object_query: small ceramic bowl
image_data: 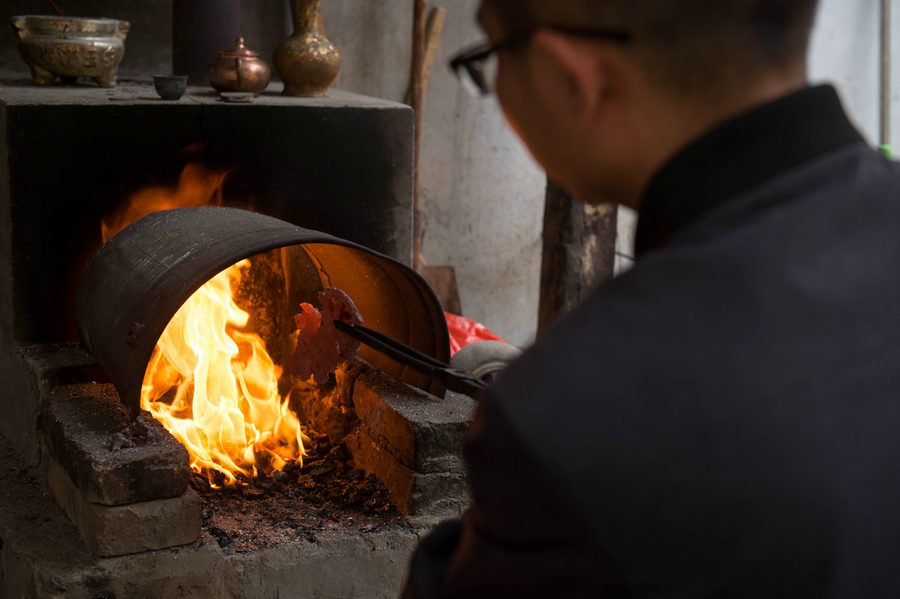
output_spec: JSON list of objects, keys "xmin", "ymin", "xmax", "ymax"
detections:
[{"xmin": 153, "ymin": 74, "xmax": 187, "ymax": 100}]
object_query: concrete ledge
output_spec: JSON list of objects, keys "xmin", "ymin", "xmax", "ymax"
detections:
[
  {"xmin": 1, "ymin": 434, "xmax": 423, "ymax": 598},
  {"xmin": 411, "ymin": 472, "xmax": 469, "ymax": 520},
  {"xmin": 225, "ymin": 528, "xmax": 419, "ymax": 598},
  {"xmin": 42, "ymin": 383, "xmax": 190, "ymax": 505},
  {"xmin": 47, "ymin": 458, "xmax": 201, "ymax": 557}
]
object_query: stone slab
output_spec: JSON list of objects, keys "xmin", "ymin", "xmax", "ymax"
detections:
[
  {"xmin": 47, "ymin": 457, "xmax": 201, "ymax": 557},
  {"xmin": 353, "ymin": 369, "xmax": 475, "ymax": 474},
  {"xmin": 0, "ymin": 342, "xmax": 101, "ymax": 467},
  {"xmin": 346, "ymin": 427, "xmax": 468, "ymax": 520},
  {"xmin": 42, "ymin": 383, "xmax": 190, "ymax": 506},
  {"xmin": 0, "ymin": 434, "xmax": 423, "ymax": 598},
  {"xmin": 0, "ymin": 79, "xmax": 407, "ymax": 109},
  {"xmin": 411, "ymin": 472, "xmax": 469, "ymax": 521},
  {"xmin": 19, "ymin": 343, "xmax": 104, "ymax": 392},
  {"xmin": 346, "ymin": 428, "xmax": 415, "ymax": 516}
]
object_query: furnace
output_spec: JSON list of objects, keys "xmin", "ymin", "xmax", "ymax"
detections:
[{"xmin": 0, "ymin": 79, "xmax": 474, "ymax": 598}]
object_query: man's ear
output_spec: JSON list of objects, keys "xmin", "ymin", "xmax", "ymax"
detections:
[{"xmin": 528, "ymin": 30, "xmax": 606, "ymax": 126}]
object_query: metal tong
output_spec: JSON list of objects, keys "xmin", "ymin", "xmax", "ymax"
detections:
[{"xmin": 333, "ymin": 320, "xmax": 488, "ymax": 398}]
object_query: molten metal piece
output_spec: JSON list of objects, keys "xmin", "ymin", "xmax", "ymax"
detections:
[{"xmin": 290, "ymin": 287, "xmax": 362, "ymax": 384}]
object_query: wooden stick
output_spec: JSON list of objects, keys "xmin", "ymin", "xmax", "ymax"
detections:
[
  {"xmin": 406, "ymin": 8, "xmax": 447, "ymax": 104},
  {"xmin": 411, "ymin": 0, "xmax": 427, "ymax": 271},
  {"xmin": 422, "ymin": 8, "xmax": 447, "ymax": 96}
]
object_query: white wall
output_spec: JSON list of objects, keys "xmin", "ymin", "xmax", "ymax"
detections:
[
  {"xmin": 323, "ymin": 0, "xmax": 889, "ymax": 347},
  {"xmin": 809, "ymin": 0, "xmax": 882, "ymax": 143}
]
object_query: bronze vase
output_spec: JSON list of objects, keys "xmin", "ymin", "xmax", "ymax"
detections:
[{"xmin": 274, "ymin": 0, "xmax": 340, "ymax": 97}]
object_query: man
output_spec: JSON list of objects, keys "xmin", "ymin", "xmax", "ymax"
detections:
[{"xmin": 405, "ymin": 1, "xmax": 900, "ymax": 597}]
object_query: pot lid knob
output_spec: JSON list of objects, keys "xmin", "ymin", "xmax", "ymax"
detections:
[{"xmin": 220, "ymin": 37, "xmax": 259, "ymax": 58}]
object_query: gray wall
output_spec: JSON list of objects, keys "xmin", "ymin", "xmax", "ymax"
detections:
[
  {"xmin": 322, "ymin": 1, "xmax": 545, "ymax": 347},
  {"xmin": 2, "ymin": 1, "xmax": 895, "ymax": 347}
]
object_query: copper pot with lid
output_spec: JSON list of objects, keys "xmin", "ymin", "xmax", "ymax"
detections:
[{"xmin": 207, "ymin": 37, "xmax": 271, "ymax": 97}]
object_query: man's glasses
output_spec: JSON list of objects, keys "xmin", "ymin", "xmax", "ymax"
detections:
[{"xmin": 449, "ymin": 25, "xmax": 633, "ymax": 96}]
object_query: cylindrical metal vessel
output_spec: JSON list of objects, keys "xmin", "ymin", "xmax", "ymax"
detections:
[{"xmin": 75, "ymin": 207, "xmax": 450, "ymax": 417}]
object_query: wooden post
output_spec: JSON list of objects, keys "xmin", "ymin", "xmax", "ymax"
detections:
[
  {"xmin": 538, "ymin": 180, "xmax": 618, "ymax": 334},
  {"xmin": 411, "ymin": 0, "xmax": 427, "ymax": 270}
]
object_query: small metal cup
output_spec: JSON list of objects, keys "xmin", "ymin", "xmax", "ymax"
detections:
[{"xmin": 152, "ymin": 74, "xmax": 188, "ymax": 100}]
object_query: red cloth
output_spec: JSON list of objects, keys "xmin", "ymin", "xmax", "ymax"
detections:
[{"xmin": 444, "ymin": 312, "xmax": 507, "ymax": 356}]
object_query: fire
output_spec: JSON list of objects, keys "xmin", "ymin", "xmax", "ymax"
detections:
[
  {"xmin": 104, "ymin": 159, "xmax": 306, "ymax": 487},
  {"xmin": 140, "ymin": 260, "xmax": 306, "ymax": 487},
  {"xmin": 102, "ymin": 162, "xmax": 228, "ymax": 243}
]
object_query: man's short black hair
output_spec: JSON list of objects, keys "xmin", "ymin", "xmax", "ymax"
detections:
[{"xmin": 484, "ymin": 0, "xmax": 820, "ymax": 100}]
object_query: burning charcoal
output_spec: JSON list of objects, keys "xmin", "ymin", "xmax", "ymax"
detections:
[
  {"xmin": 190, "ymin": 475, "xmax": 210, "ymax": 494},
  {"xmin": 309, "ymin": 464, "xmax": 335, "ymax": 478},
  {"xmin": 210, "ymin": 471, "xmax": 228, "ymax": 488},
  {"xmin": 290, "ymin": 287, "xmax": 363, "ymax": 384},
  {"xmin": 253, "ymin": 449, "xmax": 274, "ymax": 473},
  {"xmin": 240, "ymin": 485, "xmax": 267, "ymax": 500},
  {"xmin": 327, "ymin": 444, "xmax": 349, "ymax": 462},
  {"xmin": 209, "ymin": 526, "xmax": 233, "ymax": 548}
]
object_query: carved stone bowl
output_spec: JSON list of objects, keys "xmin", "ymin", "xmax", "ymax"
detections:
[{"xmin": 11, "ymin": 15, "xmax": 130, "ymax": 87}]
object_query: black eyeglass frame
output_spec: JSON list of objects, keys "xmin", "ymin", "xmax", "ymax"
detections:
[{"xmin": 449, "ymin": 25, "xmax": 634, "ymax": 95}]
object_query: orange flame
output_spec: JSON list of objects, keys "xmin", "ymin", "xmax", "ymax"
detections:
[
  {"xmin": 104, "ymin": 161, "xmax": 306, "ymax": 487},
  {"xmin": 102, "ymin": 163, "xmax": 228, "ymax": 243},
  {"xmin": 140, "ymin": 260, "xmax": 306, "ymax": 487}
]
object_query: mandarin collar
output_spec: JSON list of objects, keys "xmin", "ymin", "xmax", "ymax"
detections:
[{"xmin": 634, "ymin": 85, "xmax": 865, "ymax": 256}]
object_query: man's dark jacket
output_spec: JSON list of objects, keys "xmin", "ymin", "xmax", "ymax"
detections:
[{"xmin": 404, "ymin": 86, "xmax": 900, "ymax": 598}]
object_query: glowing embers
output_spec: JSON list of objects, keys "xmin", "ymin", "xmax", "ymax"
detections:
[{"xmin": 140, "ymin": 259, "xmax": 306, "ymax": 487}]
